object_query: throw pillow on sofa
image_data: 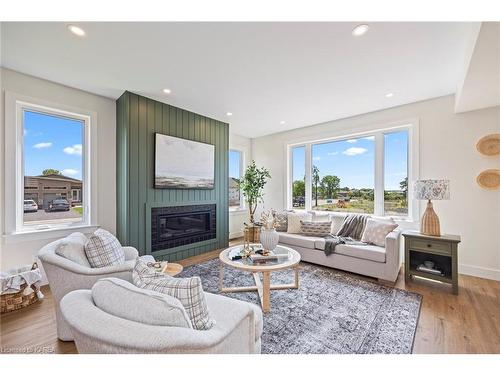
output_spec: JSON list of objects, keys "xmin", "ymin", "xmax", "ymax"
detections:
[
  {"xmin": 330, "ymin": 213, "xmax": 348, "ymax": 235},
  {"xmin": 55, "ymin": 232, "xmax": 91, "ymax": 267},
  {"xmin": 300, "ymin": 220, "xmax": 332, "ymax": 237},
  {"xmin": 275, "ymin": 210, "xmax": 291, "ymax": 232},
  {"xmin": 287, "ymin": 211, "xmax": 312, "ymax": 234},
  {"xmin": 84, "ymin": 229, "xmax": 125, "ymax": 268},
  {"xmin": 133, "ymin": 259, "xmax": 215, "ymax": 330},
  {"xmin": 361, "ymin": 218, "xmax": 398, "ymax": 247}
]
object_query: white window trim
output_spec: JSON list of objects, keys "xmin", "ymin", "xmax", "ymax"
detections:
[
  {"xmin": 285, "ymin": 119, "xmax": 420, "ymax": 222},
  {"xmin": 228, "ymin": 148, "xmax": 246, "ymax": 212},
  {"xmin": 3, "ymin": 91, "xmax": 99, "ymax": 237}
]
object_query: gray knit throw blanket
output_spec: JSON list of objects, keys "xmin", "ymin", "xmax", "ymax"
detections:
[{"xmin": 324, "ymin": 214, "xmax": 368, "ymax": 256}]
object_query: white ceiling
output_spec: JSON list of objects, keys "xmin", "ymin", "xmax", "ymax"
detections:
[
  {"xmin": 1, "ymin": 22, "xmax": 480, "ymax": 138},
  {"xmin": 455, "ymin": 22, "xmax": 500, "ymax": 113}
]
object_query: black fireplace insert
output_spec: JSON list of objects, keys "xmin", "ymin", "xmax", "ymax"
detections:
[{"xmin": 151, "ymin": 204, "xmax": 216, "ymax": 251}]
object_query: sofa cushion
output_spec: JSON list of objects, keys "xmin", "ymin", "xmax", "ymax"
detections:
[
  {"xmin": 321, "ymin": 243, "xmax": 386, "ymax": 263},
  {"xmin": 300, "ymin": 220, "xmax": 332, "ymax": 237},
  {"xmin": 85, "ymin": 229, "xmax": 125, "ymax": 268},
  {"xmin": 55, "ymin": 232, "xmax": 91, "ymax": 267},
  {"xmin": 314, "ymin": 238, "xmax": 327, "ymax": 250},
  {"xmin": 133, "ymin": 259, "xmax": 215, "ymax": 330},
  {"xmin": 279, "ymin": 233, "xmax": 320, "ymax": 249},
  {"xmin": 361, "ymin": 219, "xmax": 398, "ymax": 247},
  {"xmin": 92, "ymin": 278, "xmax": 192, "ymax": 328},
  {"xmin": 286, "ymin": 212, "xmax": 312, "ymax": 234}
]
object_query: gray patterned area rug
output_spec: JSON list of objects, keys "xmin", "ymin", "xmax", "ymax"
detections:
[{"xmin": 180, "ymin": 260, "xmax": 422, "ymax": 354}]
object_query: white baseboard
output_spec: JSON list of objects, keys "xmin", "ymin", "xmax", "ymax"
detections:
[
  {"xmin": 229, "ymin": 231, "xmax": 243, "ymax": 240},
  {"xmin": 459, "ymin": 263, "xmax": 500, "ymax": 281}
]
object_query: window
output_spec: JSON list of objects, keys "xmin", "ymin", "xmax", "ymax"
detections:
[
  {"xmin": 291, "ymin": 146, "xmax": 306, "ymax": 209},
  {"xmin": 384, "ymin": 130, "xmax": 408, "ymax": 216},
  {"xmin": 5, "ymin": 95, "xmax": 94, "ymax": 233},
  {"xmin": 311, "ymin": 136, "xmax": 375, "ymax": 213},
  {"xmin": 229, "ymin": 150, "xmax": 243, "ymax": 209},
  {"xmin": 22, "ymin": 109, "xmax": 86, "ymax": 228},
  {"xmin": 287, "ymin": 124, "xmax": 414, "ymax": 219}
]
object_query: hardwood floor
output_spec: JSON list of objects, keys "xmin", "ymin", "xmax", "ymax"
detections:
[{"xmin": 1, "ymin": 242, "xmax": 499, "ymax": 354}]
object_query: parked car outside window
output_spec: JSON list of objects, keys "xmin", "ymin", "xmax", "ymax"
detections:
[
  {"xmin": 23, "ymin": 199, "xmax": 38, "ymax": 213},
  {"xmin": 46, "ymin": 199, "xmax": 71, "ymax": 212}
]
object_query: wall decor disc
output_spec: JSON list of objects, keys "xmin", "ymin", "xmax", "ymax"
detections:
[
  {"xmin": 476, "ymin": 169, "xmax": 500, "ymax": 190},
  {"xmin": 476, "ymin": 134, "xmax": 500, "ymax": 157}
]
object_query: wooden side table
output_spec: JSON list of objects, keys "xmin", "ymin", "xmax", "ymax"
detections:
[
  {"xmin": 159, "ymin": 262, "xmax": 184, "ymax": 277},
  {"xmin": 402, "ymin": 231, "xmax": 461, "ymax": 294}
]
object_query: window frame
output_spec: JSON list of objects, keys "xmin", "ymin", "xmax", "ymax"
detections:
[
  {"xmin": 289, "ymin": 145, "xmax": 307, "ymax": 210},
  {"xmin": 228, "ymin": 148, "xmax": 245, "ymax": 211},
  {"xmin": 382, "ymin": 129, "xmax": 410, "ymax": 218},
  {"xmin": 286, "ymin": 120, "xmax": 419, "ymax": 221},
  {"xmin": 4, "ymin": 91, "xmax": 97, "ymax": 235}
]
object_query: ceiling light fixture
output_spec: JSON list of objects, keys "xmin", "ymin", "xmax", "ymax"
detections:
[
  {"xmin": 280, "ymin": 121, "xmax": 286, "ymax": 125},
  {"xmin": 162, "ymin": 88, "xmax": 171, "ymax": 94},
  {"xmin": 385, "ymin": 92, "xmax": 394, "ymax": 98},
  {"xmin": 352, "ymin": 24, "xmax": 369, "ymax": 37},
  {"xmin": 67, "ymin": 25, "xmax": 86, "ymax": 37},
  {"xmin": 226, "ymin": 112, "xmax": 233, "ymax": 116}
]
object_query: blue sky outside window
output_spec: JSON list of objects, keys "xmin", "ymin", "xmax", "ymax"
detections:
[{"xmin": 23, "ymin": 110, "xmax": 84, "ymax": 180}]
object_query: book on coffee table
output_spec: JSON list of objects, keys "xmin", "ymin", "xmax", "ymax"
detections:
[{"xmin": 250, "ymin": 252, "xmax": 289, "ymax": 263}]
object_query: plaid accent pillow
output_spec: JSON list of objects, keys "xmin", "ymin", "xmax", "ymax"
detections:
[
  {"xmin": 133, "ymin": 259, "xmax": 215, "ymax": 330},
  {"xmin": 84, "ymin": 229, "xmax": 125, "ymax": 268},
  {"xmin": 300, "ymin": 220, "xmax": 332, "ymax": 237}
]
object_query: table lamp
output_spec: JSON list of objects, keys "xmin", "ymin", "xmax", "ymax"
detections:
[{"xmin": 413, "ymin": 179, "xmax": 450, "ymax": 236}]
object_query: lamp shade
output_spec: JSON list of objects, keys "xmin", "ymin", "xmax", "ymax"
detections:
[{"xmin": 414, "ymin": 179, "xmax": 450, "ymax": 200}]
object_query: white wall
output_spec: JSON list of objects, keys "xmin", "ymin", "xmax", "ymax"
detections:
[
  {"xmin": 252, "ymin": 95, "xmax": 500, "ymax": 280},
  {"xmin": 0, "ymin": 68, "xmax": 116, "ymax": 272},
  {"xmin": 228, "ymin": 133, "xmax": 252, "ymax": 239},
  {"xmin": 455, "ymin": 22, "xmax": 500, "ymax": 113}
]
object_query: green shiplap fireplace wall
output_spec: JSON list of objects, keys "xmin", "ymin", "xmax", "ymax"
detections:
[{"xmin": 116, "ymin": 91, "xmax": 229, "ymax": 261}]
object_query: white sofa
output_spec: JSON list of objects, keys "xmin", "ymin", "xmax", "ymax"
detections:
[
  {"xmin": 279, "ymin": 213, "xmax": 401, "ymax": 282},
  {"xmin": 38, "ymin": 238, "xmax": 154, "ymax": 341},
  {"xmin": 60, "ymin": 278, "xmax": 263, "ymax": 354}
]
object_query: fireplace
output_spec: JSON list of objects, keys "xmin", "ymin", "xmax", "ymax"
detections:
[{"xmin": 151, "ymin": 204, "xmax": 216, "ymax": 251}]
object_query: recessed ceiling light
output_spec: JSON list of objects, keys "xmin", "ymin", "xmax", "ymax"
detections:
[
  {"xmin": 226, "ymin": 112, "xmax": 233, "ymax": 116},
  {"xmin": 280, "ymin": 121, "xmax": 286, "ymax": 125},
  {"xmin": 67, "ymin": 25, "xmax": 85, "ymax": 37},
  {"xmin": 385, "ymin": 92, "xmax": 394, "ymax": 98},
  {"xmin": 162, "ymin": 88, "xmax": 171, "ymax": 94},
  {"xmin": 352, "ymin": 24, "xmax": 369, "ymax": 37}
]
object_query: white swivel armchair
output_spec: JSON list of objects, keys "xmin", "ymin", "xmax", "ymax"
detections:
[
  {"xmin": 38, "ymin": 238, "xmax": 152, "ymax": 341},
  {"xmin": 60, "ymin": 278, "xmax": 263, "ymax": 354}
]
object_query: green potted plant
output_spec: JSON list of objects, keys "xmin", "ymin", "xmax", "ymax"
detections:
[{"xmin": 236, "ymin": 161, "xmax": 271, "ymax": 224}]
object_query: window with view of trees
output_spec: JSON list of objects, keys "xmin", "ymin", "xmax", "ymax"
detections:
[
  {"xmin": 384, "ymin": 131, "xmax": 408, "ymax": 216},
  {"xmin": 22, "ymin": 109, "xmax": 86, "ymax": 228},
  {"xmin": 311, "ymin": 136, "xmax": 375, "ymax": 213},
  {"xmin": 291, "ymin": 146, "xmax": 305, "ymax": 209},
  {"xmin": 288, "ymin": 126, "xmax": 412, "ymax": 218}
]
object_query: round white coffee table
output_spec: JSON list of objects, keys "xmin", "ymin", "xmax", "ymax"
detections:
[{"xmin": 219, "ymin": 244, "xmax": 301, "ymax": 313}]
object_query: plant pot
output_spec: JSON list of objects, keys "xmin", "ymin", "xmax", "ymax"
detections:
[
  {"xmin": 244, "ymin": 225, "xmax": 261, "ymax": 243},
  {"xmin": 260, "ymin": 228, "xmax": 279, "ymax": 251}
]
